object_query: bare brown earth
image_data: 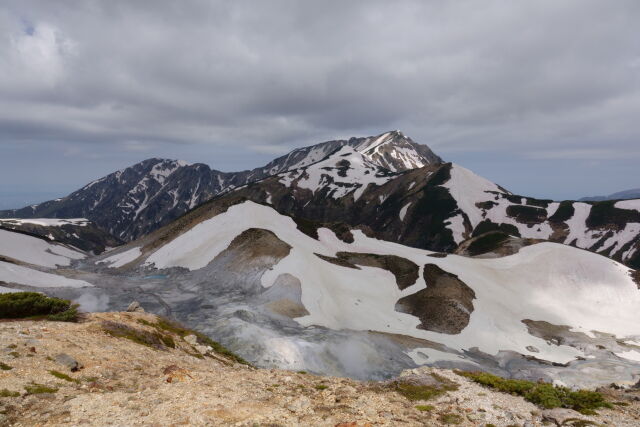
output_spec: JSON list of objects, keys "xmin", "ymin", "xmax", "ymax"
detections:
[
  {"xmin": 395, "ymin": 264, "xmax": 475, "ymax": 334},
  {"xmin": 1, "ymin": 313, "xmax": 639, "ymax": 426}
]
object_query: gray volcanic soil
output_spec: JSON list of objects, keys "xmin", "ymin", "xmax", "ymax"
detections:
[{"xmin": 19, "ymin": 231, "xmax": 640, "ymax": 387}]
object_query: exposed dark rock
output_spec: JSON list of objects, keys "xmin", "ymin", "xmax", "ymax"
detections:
[
  {"xmin": 472, "ymin": 220, "xmax": 521, "ymax": 238},
  {"xmin": 314, "ymin": 253, "xmax": 359, "ymax": 269},
  {"xmin": 586, "ymin": 200, "xmax": 640, "ymax": 230},
  {"xmin": 315, "ymin": 252, "xmax": 419, "ymax": 290},
  {"xmin": 548, "ymin": 201, "xmax": 575, "ymax": 223},
  {"xmin": 465, "ymin": 231, "xmax": 510, "ymax": 256},
  {"xmin": 395, "ymin": 264, "xmax": 475, "ymax": 334},
  {"xmin": 506, "ymin": 205, "xmax": 547, "ymax": 224},
  {"xmin": 426, "ymin": 252, "xmax": 448, "ymax": 258}
]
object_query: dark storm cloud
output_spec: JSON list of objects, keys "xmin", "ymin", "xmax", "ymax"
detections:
[{"xmin": 1, "ymin": 0, "xmax": 640, "ymax": 201}]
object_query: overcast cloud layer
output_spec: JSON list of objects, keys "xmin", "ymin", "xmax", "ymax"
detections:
[{"xmin": 1, "ymin": 0, "xmax": 639, "ymax": 207}]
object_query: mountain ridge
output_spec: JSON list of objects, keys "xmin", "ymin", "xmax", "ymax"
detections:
[
  {"xmin": 580, "ymin": 188, "xmax": 640, "ymax": 202},
  {"xmin": 0, "ymin": 131, "xmax": 441, "ymax": 242}
]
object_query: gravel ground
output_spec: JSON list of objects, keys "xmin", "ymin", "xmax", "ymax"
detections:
[{"xmin": 1, "ymin": 312, "xmax": 639, "ymax": 426}]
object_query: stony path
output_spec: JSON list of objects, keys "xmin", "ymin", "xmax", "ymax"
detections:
[{"xmin": 1, "ymin": 312, "xmax": 638, "ymax": 426}]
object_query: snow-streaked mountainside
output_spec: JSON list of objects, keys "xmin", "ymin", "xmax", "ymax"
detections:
[
  {"xmin": 580, "ymin": 188, "xmax": 640, "ymax": 202},
  {"xmin": 277, "ymin": 146, "xmax": 397, "ymax": 201},
  {"xmin": 70, "ymin": 201, "xmax": 640, "ymax": 386},
  {"xmin": 0, "ymin": 131, "xmax": 441, "ymax": 242},
  {"xmin": 163, "ymin": 148, "xmax": 640, "ymax": 269}
]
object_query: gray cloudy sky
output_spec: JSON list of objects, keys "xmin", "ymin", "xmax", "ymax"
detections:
[{"xmin": 1, "ymin": 0, "xmax": 639, "ymax": 208}]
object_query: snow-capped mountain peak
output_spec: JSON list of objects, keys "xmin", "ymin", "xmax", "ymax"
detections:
[
  {"xmin": 278, "ymin": 145, "xmax": 397, "ymax": 201},
  {"xmin": 351, "ymin": 130, "xmax": 442, "ymax": 172}
]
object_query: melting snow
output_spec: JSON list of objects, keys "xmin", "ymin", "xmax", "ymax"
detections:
[
  {"xmin": 399, "ymin": 202, "xmax": 412, "ymax": 221},
  {"xmin": 615, "ymin": 350, "xmax": 640, "ymax": 362},
  {"xmin": 0, "ymin": 229, "xmax": 85, "ymax": 268},
  {"xmin": 98, "ymin": 247, "xmax": 142, "ymax": 268},
  {"xmin": 0, "ymin": 261, "xmax": 92, "ymax": 288},
  {"xmin": 615, "ymin": 200, "xmax": 640, "ymax": 211},
  {"xmin": 141, "ymin": 201, "xmax": 640, "ymax": 366},
  {"xmin": 278, "ymin": 146, "xmax": 393, "ymax": 201},
  {"xmin": 442, "ymin": 164, "xmax": 505, "ymax": 229}
]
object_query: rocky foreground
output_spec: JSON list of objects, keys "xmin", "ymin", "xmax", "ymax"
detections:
[{"xmin": 1, "ymin": 313, "xmax": 639, "ymax": 426}]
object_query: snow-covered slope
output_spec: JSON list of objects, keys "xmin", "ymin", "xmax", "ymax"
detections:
[
  {"xmin": 0, "ymin": 229, "xmax": 85, "ymax": 268},
  {"xmin": 0, "ymin": 228, "xmax": 92, "ymax": 292},
  {"xmin": 107, "ymin": 201, "xmax": 640, "ymax": 382},
  {"xmin": 0, "ymin": 261, "xmax": 91, "ymax": 290}
]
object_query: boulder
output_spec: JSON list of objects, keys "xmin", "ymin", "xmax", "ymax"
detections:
[
  {"xmin": 541, "ymin": 408, "xmax": 583, "ymax": 426},
  {"xmin": 54, "ymin": 353, "xmax": 82, "ymax": 372},
  {"xmin": 183, "ymin": 335, "xmax": 198, "ymax": 346},
  {"xmin": 126, "ymin": 301, "xmax": 145, "ymax": 312}
]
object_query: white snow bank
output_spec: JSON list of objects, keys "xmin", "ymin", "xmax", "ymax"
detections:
[
  {"xmin": 615, "ymin": 350, "xmax": 640, "ymax": 362},
  {"xmin": 0, "ymin": 229, "xmax": 85, "ymax": 268},
  {"xmin": 0, "ymin": 218, "xmax": 90, "ymax": 227},
  {"xmin": 0, "ymin": 261, "xmax": 92, "ymax": 288},
  {"xmin": 615, "ymin": 199, "xmax": 640, "ymax": 211},
  {"xmin": 442, "ymin": 164, "xmax": 505, "ymax": 228},
  {"xmin": 399, "ymin": 202, "xmax": 412, "ymax": 221},
  {"xmin": 98, "ymin": 247, "xmax": 141, "ymax": 268}
]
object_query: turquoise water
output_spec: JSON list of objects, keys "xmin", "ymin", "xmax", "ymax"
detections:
[{"xmin": 143, "ymin": 274, "xmax": 168, "ymax": 280}]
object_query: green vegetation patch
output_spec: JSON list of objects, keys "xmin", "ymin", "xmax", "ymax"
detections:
[
  {"xmin": 0, "ymin": 292, "xmax": 79, "ymax": 322},
  {"xmin": 586, "ymin": 200, "xmax": 640, "ymax": 229},
  {"xmin": 415, "ymin": 404, "xmax": 434, "ymax": 411},
  {"xmin": 138, "ymin": 317, "xmax": 251, "ymax": 365},
  {"xmin": 506, "ymin": 205, "xmax": 547, "ymax": 224},
  {"xmin": 102, "ymin": 320, "xmax": 168, "ymax": 350},
  {"xmin": 24, "ymin": 383, "xmax": 58, "ymax": 395},
  {"xmin": 49, "ymin": 370, "xmax": 80, "ymax": 383},
  {"xmin": 0, "ymin": 388, "xmax": 20, "ymax": 398},
  {"xmin": 526, "ymin": 197, "xmax": 553, "ymax": 208},
  {"xmin": 472, "ymin": 220, "xmax": 521, "ymax": 238},
  {"xmin": 438, "ymin": 413, "xmax": 463, "ymax": 424},
  {"xmin": 457, "ymin": 371, "xmax": 612, "ymax": 414},
  {"xmin": 390, "ymin": 373, "xmax": 459, "ymax": 401},
  {"xmin": 0, "ymin": 362, "xmax": 12, "ymax": 371},
  {"xmin": 549, "ymin": 201, "xmax": 575, "ymax": 223},
  {"xmin": 466, "ymin": 232, "xmax": 510, "ymax": 256},
  {"xmin": 314, "ymin": 384, "xmax": 328, "ymax": 390}
]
